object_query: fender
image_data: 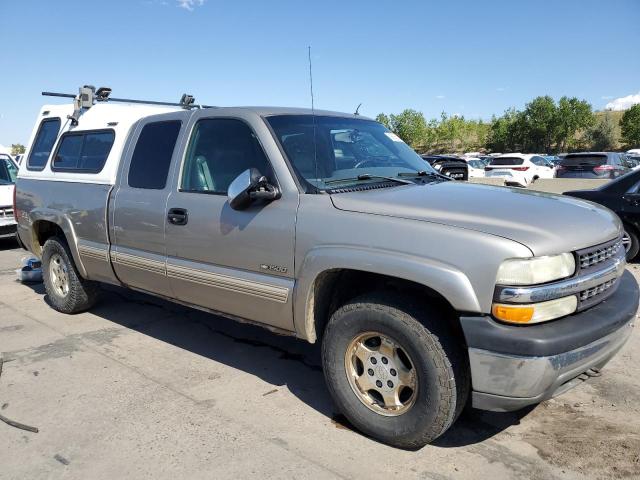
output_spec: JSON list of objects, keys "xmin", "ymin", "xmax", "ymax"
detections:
[
  {"xmin": 28, "ymin": 208, "xmax": 88, "ymax": 278},
  {"xmin": 293, "ymin": 245, "xmax": 481, "ymax": 342}
]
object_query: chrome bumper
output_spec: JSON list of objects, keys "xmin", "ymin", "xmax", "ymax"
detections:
[{"xmin": 470, "ymin": 321, "xmax": 634, "ymax": 412}]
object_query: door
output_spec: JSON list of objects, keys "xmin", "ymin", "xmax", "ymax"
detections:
[
  {"xmin": 110, "ymin": 114, "xmax": 185, "ymax": 296},
  {"xmin": 164, "ymin": 113, "xmax": 297, "ymax": 331}
]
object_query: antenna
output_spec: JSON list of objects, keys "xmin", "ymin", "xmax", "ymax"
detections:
[
  {"xmin": 307, "ymin": 46, "xmax": 315, "ymax": 112},
  {"xmin": 354, "ymin": 103, "xmax": 362, "ymax": 116},
  {"xmin": 308, "ymin": 46, "xmax": 319, "ymax": 190}
]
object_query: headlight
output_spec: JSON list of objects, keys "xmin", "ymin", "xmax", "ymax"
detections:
[
  {"xmin": 492, "ymin": 296, "xmax": 578, "ymax": 324},
  {"xmin": 496, "ymin": 253, "xmax": 575, "ymax": 285}
]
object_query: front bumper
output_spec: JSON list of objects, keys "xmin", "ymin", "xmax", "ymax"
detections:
[{"xmin": 460, "ymin": 270, "xmax": 638, "ymax": 412}]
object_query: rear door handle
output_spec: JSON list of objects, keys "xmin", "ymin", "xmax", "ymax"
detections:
[{"xmin": 168, "ymin": 208, "xmax": 188, "ymax": 226}]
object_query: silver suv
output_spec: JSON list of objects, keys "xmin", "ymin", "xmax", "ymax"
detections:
[{"xmin": 14, "ymin": 88, "xmax": 638, "ymax": 448}]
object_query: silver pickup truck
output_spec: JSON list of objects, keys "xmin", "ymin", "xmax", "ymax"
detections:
[{"xmin": 14, "ymin": 88, "xmax": 638, "ymax": 448}]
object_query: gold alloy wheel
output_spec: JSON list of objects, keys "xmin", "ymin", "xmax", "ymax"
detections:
[
  {"xmin": 49, "ymin": 253, "xmax": 70, "ymax": 297},
  {"xmin": 344, "ymin": 332, "xmax": 418, "ymax": 416}
]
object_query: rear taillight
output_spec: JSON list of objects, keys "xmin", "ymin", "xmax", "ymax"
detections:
[
  {"xmin": 511, "ymin": 166, "xmax": 529, "ymax": 171},
  {"xmin": 13, "ymin": 186, "xmax": 18, "ymax": 222},
  {"xmin": 593, "ymin": 165, "xmax": 615, "ymax": 173},
  {"xmin": 484, "ymin": 166, "xmax": 491, "ymax": 171}
]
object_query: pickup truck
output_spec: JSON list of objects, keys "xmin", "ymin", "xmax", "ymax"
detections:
[{"xmin": 14, "ymin": 89, "xmax": 638, "ymax": 448}]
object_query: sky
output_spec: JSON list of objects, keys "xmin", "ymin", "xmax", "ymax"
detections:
[{"xmin": 0, "ymin": 0, "xmax": 639, "ymax": 146}]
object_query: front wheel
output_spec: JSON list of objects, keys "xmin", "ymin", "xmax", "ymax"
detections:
[{"xmin": 321, "ymin": 293, "xmax": 469, "ymax": 449}]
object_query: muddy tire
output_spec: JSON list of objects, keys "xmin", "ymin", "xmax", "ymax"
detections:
[
  {"xmin": 42, "ymin": 236, "xmax": 99, "ymax": 313},
  {"xmin": 321, "ymin": 292, "xmax": 469, "ymax": 449}
]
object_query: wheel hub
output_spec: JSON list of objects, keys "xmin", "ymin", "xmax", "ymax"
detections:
[
  {"xmin": 344, "ymin": 332, "xmax": 417, "ymax": 416},
  {"xmin": 49, "ymin": 253, "xmax": 70, "ymax": 298}
]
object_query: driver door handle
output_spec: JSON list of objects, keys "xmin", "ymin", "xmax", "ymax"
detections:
[{"xmin": 168, "ymin": 208, "xmax": 188, "ymax": 226}]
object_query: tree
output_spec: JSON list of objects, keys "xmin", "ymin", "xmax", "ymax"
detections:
[
  {"xmin": 586, "ymin": 114, "xmax": 617, "ymax": 151},
  {"xmin": 522, "ymin": 96, "xmax": 557, "ymax": 152},
  {"xmin": 11, "ymin": 144, "xmax": 25, "ymax": 155},
  {"xmin": 620, "ymin": 104, "xmax": 640, "ymax": 148},
  {"xmin": 375, "ymin": 113, "xmax": 391, "ymax": 130},
  {"xmin": 387, "ymin": 109, "xmax": 428, "ymax": 148},
  {"xmin": 486, "ymin": 109, "xmax": 521, "ymax": 152},
  {"xmin": 554, "ymin": 97, "xmax": 594, "ymax": 152}
]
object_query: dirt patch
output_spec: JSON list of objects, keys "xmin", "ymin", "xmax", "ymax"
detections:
[{"xmin": 523, "ymin": 402, "xmax": 640, "ymax": 479}]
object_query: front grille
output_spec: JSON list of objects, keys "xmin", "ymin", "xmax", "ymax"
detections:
[
  {"xmin": 577, "ymin": 237, "xmax": 623, "ymax": 271},
  {"xmin": 580, "ymin": 278, "xmax": 617, "ymax": 302},
  {"xmin": 0, "ymin": 206, "xmax": 13, "ymax": 218}
]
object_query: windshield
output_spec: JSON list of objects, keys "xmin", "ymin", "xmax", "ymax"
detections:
[
  {"xmin": 468, "ymin": 160, "xmax": 484, "ymax": 169},
  {"xmin": 0, "ymin": 157, "xmax": 17, "ymax": 185},
  {"xmin": 266, "ymin": 115, "xmax": 435, "ymax": 190}
]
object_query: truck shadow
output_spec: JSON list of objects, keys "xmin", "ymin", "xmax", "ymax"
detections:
[{"xmin": 26, "ymin": 281, "xmax": 535, "ymax": 449}]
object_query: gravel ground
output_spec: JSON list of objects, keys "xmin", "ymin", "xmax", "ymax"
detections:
[{"xmin": 0, "ymin": 236, "xmax": 638, "ymax": 480}]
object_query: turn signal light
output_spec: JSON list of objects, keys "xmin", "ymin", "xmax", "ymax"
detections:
[
  {"xmin": 492, "ymin": 304, "xmax": 534, "ymax": 323},
  {"xmin": 492, "ymin": 296, "xmax": 578, "ymax": 325}
]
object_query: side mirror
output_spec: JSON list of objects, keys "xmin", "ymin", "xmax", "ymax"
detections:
[{"xmin": 228, "ymin": 168, "xmax": 279, "ymax": 211}]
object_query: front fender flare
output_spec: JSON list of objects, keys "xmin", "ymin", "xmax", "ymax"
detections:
[{"xmin": 293, "ymin": 246, "xmax": 482, "ymax": 342}]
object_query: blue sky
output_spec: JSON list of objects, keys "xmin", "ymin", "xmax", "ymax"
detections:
[{"xmin": 1, "ymin": 0, "xmax": 639, "ymax": 145}]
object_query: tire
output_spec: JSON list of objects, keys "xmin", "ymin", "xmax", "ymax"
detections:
[
  {"xmin": 321, "ymin": 292, "xmax": 469, "ymax": 449},
  {"xmin": 623, "ymin": 226, "xmax": 639, "ymax": 262},
  {"xmin": 42, "ymin": 236, "xmax": 99, "ymax": 313}
]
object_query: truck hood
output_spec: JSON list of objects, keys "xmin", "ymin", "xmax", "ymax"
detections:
[
  {"xmin": 330, "ymin": 182, "xmax": 621, "ymax": 256},
  {"xmin": 0, "ymin": 184, "xmax": 13, "ymax": 207}
]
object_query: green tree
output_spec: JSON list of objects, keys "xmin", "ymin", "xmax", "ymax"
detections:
[
  {"xmin": 554, "ymin": 97, "xmax": 594, "ymax": 152},
  {"xmin": 486, "ymin": 109, "xmax": 522, "ymax": 152},
  {"xmin": 522, "ymin": 96, "xmax": 557, "ymax": 152},
  {"xmin": 620, "ymin": 104, "xmax": 640, "ymax": 148},
  {"xmin": 586, "ymin": 114, "xmax": 617, "ymax": 151},
  {"xmin": 388, "ymin": 109, "xmax": 428, "ymax": 148},
  {"xmin": 11, "ymin": 143, "xmax": 25, "ymax": 155},
  {"xmin": 375, "ymin": 113, "xmax": 391, "ymax": 130}
]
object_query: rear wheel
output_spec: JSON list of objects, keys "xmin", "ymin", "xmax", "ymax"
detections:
[
  {"xmin": 321, "ymin": 293, "xmax": 469, "ymax": 449},
  {"xmin": 623, "ymin": 227, "xmax": 639, "ymax": 261},
  {"xmin": 42, "ymin": 236, "xmax": 99, "ymax": 313}
]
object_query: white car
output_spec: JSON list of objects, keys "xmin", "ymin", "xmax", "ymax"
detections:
[
  {"xmin": 466, "ymin": 158, "xmax": 485, "ymax": 178},
  {"xmin": 484, "ymin": 153, "xmax": 555, "ymax": 187},
  {"xmin": 0, "ymin": 155, "xmax": 18, "ymax": 239}
]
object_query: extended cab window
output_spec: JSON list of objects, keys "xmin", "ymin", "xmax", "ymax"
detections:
[
  {"xmin": 52, "ymin": 130, "xmax": 115, "ymax": 173},
  {"xmin": 27, "ymin": 118, "xmax": 61, "ymax": 170},
  {"xmin": 181, "ymin": 118, "xmax": 273, "ymax": 194},
  {"xmin": 128, "ymin": 121, "xmax": 182, "ymax": 189}
]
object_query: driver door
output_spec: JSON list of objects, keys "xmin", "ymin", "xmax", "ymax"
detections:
[{"xmin": 164, "ymin": 112, "xmax": 297, "ymax": 332}]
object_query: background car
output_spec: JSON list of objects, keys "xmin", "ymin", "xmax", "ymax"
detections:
[
  {"xmin": 484, "ymin": 153, "xmax": 555, "ymax": 187},
  {"xmin": 466, "ymin": 158, "xmax": 485, "ymax": 178},
  {"xmin": 421, "ymin": 154, "xmax": 468, "ymax": 180},
  {"xmin": 556, "ymin": 152, "xmax": 630, "ymax": 179},
  {"xmin": 565, "ymin": 169, "xmax": 640, "ymax": 260},
  {"xmin": 0, "ymin": 154, "xmax": 18, "ymax": 240}
]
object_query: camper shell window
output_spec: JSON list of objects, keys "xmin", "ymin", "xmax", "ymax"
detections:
[{"xmin": 51, "ymin": 129, "xmax": 115, "ymax": 173}]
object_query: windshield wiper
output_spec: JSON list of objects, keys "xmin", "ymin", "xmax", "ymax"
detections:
[
  {"xmin": 398, "ymin": 170, "xmax": 450, "ymax": 180},
  {"xmin": 324, "ymin": 173, "xmax": 413, "ymax": 186}
]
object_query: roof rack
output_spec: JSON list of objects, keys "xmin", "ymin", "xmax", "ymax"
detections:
[{"xmin": 42, "ymin": 85, "xmax": 214, "ymax": 125}]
